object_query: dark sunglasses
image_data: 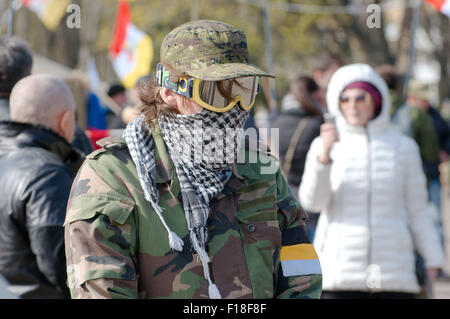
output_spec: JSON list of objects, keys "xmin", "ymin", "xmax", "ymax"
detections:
[{"xmin": 339, "ymin": 94, "xmax": 367, "ymax": 104}]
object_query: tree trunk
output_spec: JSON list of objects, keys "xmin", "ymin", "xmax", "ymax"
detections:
[{"xmin": 438, "ymin": 15, "xmax": 450, "ymax": 107}]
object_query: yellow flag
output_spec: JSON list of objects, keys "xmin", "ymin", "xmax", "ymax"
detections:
[{"xmin": 23, "ymin": 0, "xmax": 69, "ymax": 31}]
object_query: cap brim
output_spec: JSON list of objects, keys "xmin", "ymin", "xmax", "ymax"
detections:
[{"xmin": 186, "ymin": 63, "xmax": 275, "ymax": 81}]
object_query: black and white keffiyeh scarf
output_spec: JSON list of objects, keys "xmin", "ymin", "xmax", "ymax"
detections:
[{"xmin": 122, "ymin": 106, "xmax": 248, "ymax": 299}]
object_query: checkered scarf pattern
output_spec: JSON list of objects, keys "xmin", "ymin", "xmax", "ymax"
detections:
[
  {"xmin": 123, "ymin": 116, "xmax": 159, "ymax": 202},
  {"xmin": 123, "ymin": 106, "xmax": 248, "ymax": 298},
  {"xmin": 122, "ymin": 115, "xmax": 188, "ymax": 254},
  {"xmin": 158, "ymin": 106, "xmax": 248, "ymax": 249}
]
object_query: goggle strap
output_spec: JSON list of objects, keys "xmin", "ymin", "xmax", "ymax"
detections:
[{"xmin": 156, "ymin": 63, "xmax": 194, "ymax": 98}]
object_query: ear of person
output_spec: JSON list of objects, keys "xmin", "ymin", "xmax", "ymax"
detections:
[
  {"xmin": 159, "ymin": 87, "xmax": 178, "ymax": 107},
  {"xmin": 160, "ymin": 87, "xmax": 203, "ymax": 115},
  {"xmin": 58, "ymin": 110, "xmax": 75, "ymax": 143}
]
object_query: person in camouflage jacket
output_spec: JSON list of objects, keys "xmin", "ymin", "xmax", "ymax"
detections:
[{"xmin": 64, "ymin": 20, "xmax": 322, "ymax": 299}]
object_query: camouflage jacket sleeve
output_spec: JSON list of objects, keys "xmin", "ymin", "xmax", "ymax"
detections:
[
  {"xmin": 274, "ymin": 167, "xmax": 322, "ymax": 299},
  {"xmin": 64, "ymin": 158, "xmax": 139, "ymax": 299}
]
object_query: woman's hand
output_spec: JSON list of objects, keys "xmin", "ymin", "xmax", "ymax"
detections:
[{"xmin": 318, "ymin": 123, "xmax": 339, "ymax": 163}]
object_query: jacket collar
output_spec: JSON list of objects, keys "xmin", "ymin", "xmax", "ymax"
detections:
[{"xmin": 0, "ymin": 121, "xmax": 83, "ymax": 173}]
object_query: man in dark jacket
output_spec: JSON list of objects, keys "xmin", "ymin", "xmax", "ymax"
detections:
[
  {"xmin": 0, "ymin": 74, "xmax": 83, "ymax": 298},
  {"xmin": 0, "ymin": 35, "xmax": 93, "ymax": 156}
]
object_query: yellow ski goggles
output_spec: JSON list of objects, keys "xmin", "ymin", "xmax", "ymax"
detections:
[{"xmin": 156, "ymin": 63, "xmax": 260, "ymax": 112}]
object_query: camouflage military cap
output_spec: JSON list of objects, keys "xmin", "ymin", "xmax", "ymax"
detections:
[{"xmin": 160, "ymin": 20, "xmax": 275, "ymax": 81}]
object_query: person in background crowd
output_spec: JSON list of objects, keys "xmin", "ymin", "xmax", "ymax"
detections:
[
  {"xmin": 272, "ymin": 75, "xmax": 323, "ymax": 239},
  {"xmin": 407, "ymin": 81, "xmax": 450, "ymax": 251},
  {"xmin": 0, "ymin": 36, "xmax": 32, "ymax": 121},
  {"xmin": 377, "ymin": 66, "xmax": 445, "ymax": 290},
  {"xmin": 120, "ymin": 76, "xmax": 151, "ymax": 125},
  {"xmin": 376, "ymin": 65, "xmax": 440, "ymax": 160},
  {"xmin": 87, "ymin": 91, "xmax": 108, "ymax": 129},
  {"xmin": 108, "ymin": 83, "xmax": 127, "ymax": 107},
  {"xmin": 106, "ymin": 83, "xmax": 127, "ymax": 129},
  {"xmin": 64, "ymin": 20, "xmax": 322, "ymax": 299},
  {"xmin": 312, "ymin": 51, "xmax": 344, "ymax": 112},
  {"xmin": 0, "ymin": 74, "xmax": 84, "ymax": 298},
  {"xmin": 375, "ymin": 65, "xmax": 405, "ymax": 129},
  {"xmin": 0, "ymin": 35, "xmax": 93, "ymax": 156},
  {"xmin": 299, "ymin": 64, "xmax": 445, "ymax": 299}
]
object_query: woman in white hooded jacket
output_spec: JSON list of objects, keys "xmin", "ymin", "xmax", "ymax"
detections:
[{"xmin": 299, "ymin": 63, "xmax": 445, "ymax": 298}]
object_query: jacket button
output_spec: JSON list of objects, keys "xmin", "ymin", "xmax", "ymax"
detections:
[{"xmin": 247, "ymin": 224, "xmax": 256, "ymax": 232}]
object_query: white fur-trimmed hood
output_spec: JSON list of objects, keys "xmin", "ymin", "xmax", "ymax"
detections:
[{"xmin": 326, "ymin": 63, "xmax": 391, "ymax": 133}]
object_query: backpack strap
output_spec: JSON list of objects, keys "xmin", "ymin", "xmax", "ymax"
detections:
[{"xmin": 283, "ymin": 118, "xmax": 309, "ymax": 177}]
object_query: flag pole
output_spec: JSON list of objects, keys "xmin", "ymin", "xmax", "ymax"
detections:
[
  {"xmin": 402, "ymin": 0, "xmax": 421, "ymax": 104},
  {"xmin": 7, "ymin": 0, "xmax": 14, "ymax": 36}
]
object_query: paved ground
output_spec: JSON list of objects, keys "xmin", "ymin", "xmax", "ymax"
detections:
[
  {"xmin": 433, "ymin": 183, "xmax": 450, "ymax": 299},
  {"xmin": 0, "ymin": 275, "xmax": 16, "ymax": 299}
]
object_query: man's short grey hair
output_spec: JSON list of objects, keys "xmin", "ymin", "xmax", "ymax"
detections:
[
  {"xmin": 9, "ymin": 74, "xmax": 75, "ymax": 129},
  {"xmin": 0, "ymin": 36, "xmax": 33, "ymax": 94}
]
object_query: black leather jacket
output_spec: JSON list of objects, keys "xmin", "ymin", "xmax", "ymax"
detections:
[{"xmin": 0, "ymin": 121, "xmax": 83, "ymax": 298}]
